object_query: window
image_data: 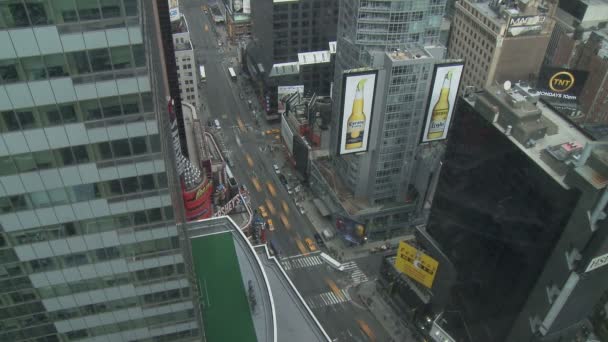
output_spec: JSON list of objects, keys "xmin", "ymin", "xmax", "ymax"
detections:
[
  {"xmin": 100, "ymin": 96, "xmax": 122, "ymax": 117},
  {"xmin": 0, "ymin": 59, "xmax": 21, "ymax": 83},
  {"xmin": 110, "ymin": 46, "xmax": 133, "ymax": 69},
  {"xmin": 21, "ymin": 56, "xmax": 46, "ymax": 81},
  {"xmin": 100, "ymin": 0, "xmax": 122, "ymax": 18},
  {"xmin": 89, "ymin": 48, "xmax": 111, "ymax": 72},
  {"xmin": 67, "ymin": 51, "xmax": 90, "ymax": 75},
  {"xmin": 51, "ymin": 0, "xmax": 78, "ymax": 23},
  {"xmin": 77, "ymin": 0, "xmax": 100, "ymax": 20},
  {"xmin": 44, "ymin": 54, "xmax": 69, "ymax": 78},
  {"xmin": 26, "ymin": 0, "xmax": 52, "ymax": 25}
]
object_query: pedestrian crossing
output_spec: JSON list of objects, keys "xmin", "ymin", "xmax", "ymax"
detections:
[
  {"xmin": 306, "ymin": 289, "xmax": 351, "ymax": 309},
  {"xmin": 281, "ymin": 255, "xmax": 323, "ymax": 271},
  {"xmin": 341, "ymin": 261, "xmax": 369, "ymax": 285}
]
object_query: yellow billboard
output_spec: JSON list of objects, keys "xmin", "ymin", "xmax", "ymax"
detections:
[{"xmin": 394, "ymin": 241, "xmax": 439, "ymax": 289}]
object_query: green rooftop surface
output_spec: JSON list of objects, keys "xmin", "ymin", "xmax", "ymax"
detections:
[{"xmin": 191, "ymin": 232, "xmax": 257, "ymax": 342}]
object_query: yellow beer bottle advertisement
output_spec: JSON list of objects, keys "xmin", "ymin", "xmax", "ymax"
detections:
[
  {"xmin": 427, "ymin": 70, "xmax": 453, "ymax": 140},
  {"xmin": 345, "ymin": 79, "xmax": 368, "ymax": 150}
]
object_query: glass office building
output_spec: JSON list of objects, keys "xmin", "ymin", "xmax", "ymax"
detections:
[{"xmin": 0, "ymin": 1, "xmax": 199, "ymax": 341}]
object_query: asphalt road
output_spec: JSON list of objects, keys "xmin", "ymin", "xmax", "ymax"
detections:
[{"xmin": 179, "ymin": 2, "xmax": 393, "ymax": 340}]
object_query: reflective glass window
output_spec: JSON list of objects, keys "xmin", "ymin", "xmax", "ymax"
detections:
[
  {"xmin": 110, "ymin": 46, "xmax": 133, "ymax": 69},
  {"xmin": 77, "ymin": 0, "xmax": 100, "ymax": 20},
  {"xmin": 21, "ymin": 56, "xmax": 47, "ymax": 81},
  {"xmin": 67, "ymin": 51, "xmax": 90, "ymax": 75},
  {"xmin": 51, "ymin": 0, "xmax": 78, "ymax": 23},
  {"xmin": 100, "ymin": 96, "xmax": 121, "ymax": 117},
  {"xmin": 25, "ymin": 0, "xmax": 52, "ymax": 25},
  {"xmin": 89, "ymin": 48, "xmax": 111, "ymax": 72},
  {"xmin": 100, "ymin": 0, "xmax": 122, "ymax": 18},
  {"xmin": 44, "ymin": 54, "xmax": 69, "ymax": 78}
]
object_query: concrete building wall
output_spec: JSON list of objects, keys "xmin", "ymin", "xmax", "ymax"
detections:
[{"xmin": 494, "ymin": 35, "xmax": 551, "ymax": 83}]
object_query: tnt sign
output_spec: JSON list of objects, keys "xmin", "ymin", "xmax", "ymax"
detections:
[
  {"xmin": 549, "ymin": 71, "xmax": 575, "ymax": 93},
  {"xmin": 537, "ymin": 67, "xmax": 588, "ymax": 103}
]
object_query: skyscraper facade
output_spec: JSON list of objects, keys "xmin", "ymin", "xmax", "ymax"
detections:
[
  {"xmin": 0, "ymin": 1, "xmax": 199, "ymax": 341},
  {"xmin": 311, "ymin": 0, "xmax": 449, "ymax": 238}
]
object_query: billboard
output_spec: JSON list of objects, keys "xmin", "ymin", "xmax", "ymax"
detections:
[
  {"xmin": 335, "ymin": 215, "xmax": 366, "ymax": 245},
  {"xmin": 281, "ymin": 113, "xmax": 294, "ymax": 155},
  {"xmin": 232, "ymin": 0, "xmax": 243, "ymax": 13},
  {"xmin": 394, "ymin": 241, "xmax": 439, "ymax": 289},
  {"xmin": 421, "ymin": 62, "xmax": 464, "ymax": 143},
  {"xmin": 506, "ymin": 15, "xmax": 546, "ymax": 37},
  {"xmin": 277, "ymin": 85, "xmax": 304, "ymax": 114},
  {"xmin": 169, "ymin": 0, "xmax": 180, "ymax": 21},
  {"xmin": 293, "ymin": 135, "xmax": 310, "ymax": 179},
  {"xmin": 537, "ymin": 67, "xmax": 588, "ymax": 103},
  {"xmin": 338, "ymin": 70, "xmax": 378, "ymax": 155},
  {"xmin": 243, "ymin": 0, "xmax": 251, "ymax": 14},
  {"xmin": 183, "ymin": 179, "xmax": 213, "ymax": 220}
]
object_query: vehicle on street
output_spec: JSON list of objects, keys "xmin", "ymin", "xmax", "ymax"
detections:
[
  {"xmin": 258, "ymin": 205, "xmax": 269, "ymax": 219},
  {"xmin": 199, "ymin": 65, "xmax": 206, "ymax": 83},
  {"xmin": 267, "ymin": 219, "xmax": 275, "ymax": 231},
  {"xmin": 278, "ymin": 174, "xmax": 288, "ymax": 186},
  {"xmin": 228, "ymin": 67, "xmax": 236, "ymax": 81},
  {"xmin": 314, "ymin": 233, "xmax": 325, "ymax": 247},
  {"xmin": 305, "ymin": 238, "xmax": 317, "ymax": 252},
  {"xmin": 214, "ymin": 119, "xmax": 221, "ymax": 129},
  {"xmin": 322, "ymin": 229, "xmax": 333, "ymax": 239},
  {"xmin": 273, "ymin": 164, "xmax": 280, "ymax": 174},
  {"xmin": 269, "ymin": 239, "xmax": 280, "ymax": 257},
  {"xmin": 265, "ymin": 128, "xmax": 280, "ymax": 135}
]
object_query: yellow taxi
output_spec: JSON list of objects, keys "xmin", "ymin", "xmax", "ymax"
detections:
[
  {"xmin": 258, "ymin": 205, "xmax": 269, "ymax": 219},
  {"xmin": 304, "ymin": 238, "xmax": 317, "ymax": 252},
  {"xmin": 267, "ymin": 219, "xmax": 275, "ymax": 231}
]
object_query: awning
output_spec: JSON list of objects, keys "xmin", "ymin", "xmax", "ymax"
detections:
[{"xmin": 313, "ymin": 198, "xmax": 331, "ymax": 217}]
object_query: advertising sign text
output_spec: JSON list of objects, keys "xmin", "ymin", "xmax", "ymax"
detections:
[
  {"xmin": 394, "ymin": 241, "xmax": 439, "ymax": 289},
  {"xmin": 507, "ymin": 15, "xmax": 546, "ymax": 37}
]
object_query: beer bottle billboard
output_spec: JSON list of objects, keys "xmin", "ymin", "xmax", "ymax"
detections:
[
  {"xmin": 427, "ymin": 71, "xmax": 453, "ymax": 140},
  {"xmin": 422, "ymin": 63, "xmax": 464, "ymax": 143},
  {"xmin": 340, "ymin": 71, "xmax": 377, "ymax": 155},
  {"xmin": 345, "ymin": 79, "xmax": 368, "ymax": 150}
]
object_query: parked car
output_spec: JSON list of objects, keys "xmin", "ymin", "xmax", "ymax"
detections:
[
  {"xmin": 267, "ymin": 219, "xmax": 275, "ymax": 231},
  {"xmin": 314, "ymin": 233, "xmax": 325, "ymax": 247},
  {"xmin": 273, "ymin": 164, "xmax": 280, "ymax": 174}
]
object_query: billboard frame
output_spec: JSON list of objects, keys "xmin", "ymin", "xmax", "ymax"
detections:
[
  {"xmin": 420, "ymin": 61, "xmax": 464, "ymax": 144},
  {"xmin": 337, "ymin": 69, "xmax": 379, "ymax": 156}
]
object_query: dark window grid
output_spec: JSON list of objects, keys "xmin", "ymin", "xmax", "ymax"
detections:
[
  {"xmin": 1, "ymin": 173, "xmax": 164, "ymax": 213},
  {"xmin": 0, "ymin": 136, "xmax": 152, "ymax": 176},
  {"xmin": 26, "ymin": 235, "xmax": 180, "ymax": 275},
  {"xmin": 7, "ymin": 206, "xmax": 170, "ymax": 246}
]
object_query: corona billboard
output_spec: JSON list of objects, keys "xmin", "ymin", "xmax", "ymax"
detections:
[
  {"xmin": 421, "ymin": 62, "xmax": 464, "ymax": 143},
  {"xmin": 338, "ymin": 70, "xmax": 378, "ymax": 155},
  {"xmin": 394, "ymin": 241, "xmax": 439, "ymax": 289}
]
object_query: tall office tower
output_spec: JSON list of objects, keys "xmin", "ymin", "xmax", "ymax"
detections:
[
  {"xmin": 544, "ymin": 0, "xmax": 608, "ymax": 125},
  {"xmin": 311, "ymin": 0, "xmax": 451, "ymax": 239},
  {"xmin": 417, "ymin": 83, "xmax": 608, "ymax": 342},
  {"xmin": 0, "ymin": 1, "xmax": 200, "ymax": 341},
  {"xmin": 171, "ymin": 15, "xmax": 201, "ymax": 110},
  {"xmin": 448, "ymin": 0, "xmax": 556, "ymax": 92},
  {"xmin": 247, "ymin": 0, "xmax": 338, "ymax": 117}
]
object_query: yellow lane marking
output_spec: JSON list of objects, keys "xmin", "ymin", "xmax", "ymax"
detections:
[
  {"xmin": 295, "ymin": 238, "xmax": 308, "ymax": 255},
  {"xmin": 266, "ymin": 181, "xmax": 277, "ymax": 197},
  {"xmin": 325, "ymin": 278, "xmax": 344, "ymax": 300},
  {"xmin": 279, "ymin": 213, "xmax": 290, "ymax": 230},
  {"xmin": 251, "ymin": 176, "xmax": 262, "ymax": 192},
  {"xmin": 281, "ymin": 200, "xmax": 289, "ymax": 214},
  {"xmin": 265, "ymin": 199, "xmax": 277, "ymax": 215},
  {"xmin": 245, "ymin": 153, "xmax": 254, "ymax": 168},
  {"xmin": 237, "ymin": 117, "xmax": 246, "ymax": 132}
]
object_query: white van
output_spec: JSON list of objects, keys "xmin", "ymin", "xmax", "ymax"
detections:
[{"xmin": 214, "ymin": 119, "xmax": 221, "ymax": 129}]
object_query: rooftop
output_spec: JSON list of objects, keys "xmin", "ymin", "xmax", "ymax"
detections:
[
  {"xmin": 185, "ymin": 217, "xmax": 329, "ymax": 342},
  {"xmin": 467, "ymin": 82, "xmax": 608, "ymax": 189},
  {"xmin": 171, "ymin": 15, "xmax": 188, "ymax": 34}
]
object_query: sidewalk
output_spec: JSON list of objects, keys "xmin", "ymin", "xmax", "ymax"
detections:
[{"xmin": 352, "ymin": 281, "xmax": 416, "ymax": 342}]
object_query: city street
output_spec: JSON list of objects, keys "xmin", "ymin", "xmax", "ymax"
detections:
[{"xmin": 179, "ymin": 1, "xmax": 396, "ymax": 340}]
